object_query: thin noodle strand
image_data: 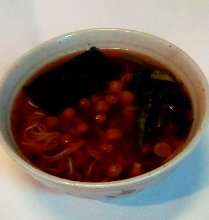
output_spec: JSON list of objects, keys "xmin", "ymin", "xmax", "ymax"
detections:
[
  {"xmin": 43, "ymin": 140, "xmax": 85, "ymax": 162},
  {"xmin": 86, "ymin": 160, "xmax": 96, "ymax": 177}
]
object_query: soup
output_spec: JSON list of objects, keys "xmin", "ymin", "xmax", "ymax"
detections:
[{"xmin": 10, "ymin": 47, "xmax": 193, "ymax": 182}]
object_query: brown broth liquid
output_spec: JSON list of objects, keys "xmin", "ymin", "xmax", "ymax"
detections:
[{"xmin": 11, "ymin": 48, "xmax": 193, "ymax": 182}]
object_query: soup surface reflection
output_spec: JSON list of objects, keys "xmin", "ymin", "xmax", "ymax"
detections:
[{"xmin": 11, "ymin": 47, "xmax": 193, "ymax": 182}]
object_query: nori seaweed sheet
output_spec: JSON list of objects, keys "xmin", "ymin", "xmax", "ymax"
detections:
[{"xmin": 24, "ymin": 47, "xmax": 122, "ymax": 115}]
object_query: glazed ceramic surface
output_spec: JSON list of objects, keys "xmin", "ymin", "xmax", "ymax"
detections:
[{"xmin": 0, "ymin": 29, "xmax": 208, "ymax": 199}]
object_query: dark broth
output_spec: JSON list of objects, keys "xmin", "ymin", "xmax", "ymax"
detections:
[{"xmin": 11, "ymin": 48, "xmax": 193, "ymax": 182}]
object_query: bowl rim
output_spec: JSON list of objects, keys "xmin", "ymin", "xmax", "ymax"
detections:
[{"xmin": 1, "ymin": 28, "xmax": 209, "ymax": 190}]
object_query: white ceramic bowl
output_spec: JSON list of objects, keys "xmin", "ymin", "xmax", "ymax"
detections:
[{"xmin": 0, "ymin": 28, "xmax": 208, "ymax": 199}]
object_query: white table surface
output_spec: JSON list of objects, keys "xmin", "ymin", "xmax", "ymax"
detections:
[{"xmin": 0, "ymin": 1, "xmax": 209, "ymax": 219}]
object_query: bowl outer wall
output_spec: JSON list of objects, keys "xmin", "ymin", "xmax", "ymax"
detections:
[{"xmin": 0, "ymin": 28, "xmax": 208, "ymax": 199}]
